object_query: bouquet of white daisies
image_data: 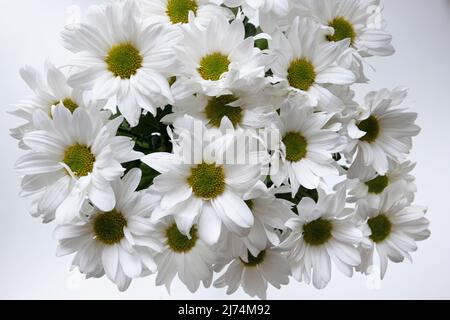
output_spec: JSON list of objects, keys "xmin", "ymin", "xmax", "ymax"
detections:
[{"xmin": 10, "ymin": 0, "xmax": 430, "ymax": 299}]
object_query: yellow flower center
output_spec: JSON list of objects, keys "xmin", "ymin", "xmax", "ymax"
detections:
[
  {"xmin": 105, "ymin": 43, "xmax": 143, "ymax": 79},
  {"xmin": 287, "ymin": 58, "xmax": 316, "ymax": 91},
  {"xmin": 63, "ymin": 144, "xmax": 95, "ymax": 177},
  {"xmin": 198, "ymin": 52, "xmax": 230, "ymax": 81},
  {"xmin": 166, "ymin": 0, "xmax": 198, "ymax": 24}
]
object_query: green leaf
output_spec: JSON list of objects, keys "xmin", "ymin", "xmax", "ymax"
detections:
[
  {"xmin": 115, "ymin": 106, "xmax": 174, "ymax": 190},
  {"xmin": 116, "ymin": 106, "xmax": 173, "ymax": 154},
  {"xmin": 245, "ymin": 21, "xmax": 257, "ymax": 38},
  {"xmin": 137, "ymin": 162, "xmax": 160, "ymax": 191},
  {"xmin": 255, "ymin": 38, "xmax": 268, "ymax": 50}
]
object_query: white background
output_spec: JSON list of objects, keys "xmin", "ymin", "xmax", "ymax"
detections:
[{"xmin": 1, "ymin": 0, "xmax": 449, "ymax": 299}]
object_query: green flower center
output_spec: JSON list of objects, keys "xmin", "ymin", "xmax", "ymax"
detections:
[
  {"xmin": 368, "ymin": 214, "xmax": 392, "ymax": 243},
  {"xmin": 204, "ymin": 95, "xmax": 243, "ymax": 128},
  {"xmin": 283, "ymin": 132, "xmax": 308, "ymax": 162},
  {"xmin": 241, "ymin": 250, "xmax": 266, "ymax": 267},
  {"xmin": 365, "ymin": 175, "xmax": 389, "ymax": 194},
  {"xmin": 287, "ymin": 58, "xmax": 316, "ymax": 91},
  {"xmin": 327, "ymin": 17, "xmax": 356, "ymax": 45},
  {"xmin": 166, "ymin": 0, "xmax": 197, "ymax": 24},
  {"xmin": 303, "ymin": 218, "xmax": 333, "ymax": 246},
  {"xmin": 187, "ymin": 163, "xmax": 226, "ymax": 199},
  {"xmin": 64, "ymin": 144, "xmax": 95, "ymax": 177},
  {"xmin": 198, "ymin": 52, "xmax": 230, "ymax": 81},
  {"xmin": 57, "ymin": 98, "xmax": 79, "ymax": 113},
  {"xmin": 93, "ymin": 210, "xmax": 127, "ymax": 245},
  {"xmin": 105, "ymin": 43, "xmax": 143, "ymax": 79},
  {"xmin": 166, "ymin": 223, "xmax": 198, "ymax": 253},
  {"xmin": 357, "ymin": 115, "xmax": 380, "ymax": 143}
]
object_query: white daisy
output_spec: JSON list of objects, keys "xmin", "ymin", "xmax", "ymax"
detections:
[
  {"xmin": 15, "ymin": 106, "xmax": 142, "ymax": 223},
  {"xmin": 269, "ymin": 17, "xmax": 356, "ymax": 111},
  {"xmin": 344, "ymin": 87, "xmax": 420, "ymax": 178},
  {"xmin": 270, "ymin": 100, "xmax": 343, "ymax": 195},
  {"xmin": 62, "ymin": 0, "xmax": 182, "ymax": 126},
  {"xmin": 142, "ymin": 115, "xmax": 263, "ymax": 243},
  {"xmin": 355, "ymin": 183, "xmax": 430, "ymax": 279},
  {"xmin": 172, "ymin": 12, "xmax": 268, "ymax": 97},
  {"xmin": 214, "ymin": 247, "xmax": 291, "ymax": 300},
  {"xmin": 281, "ymin": 187, "xmax": 363, "ymax": 289},
  {"xmin": 347, "ymin": 160, "xmax": 417, "ymax": 205},
  {"xmin": 153, "ymin": 217, "xmax": 216, "ymax": 292},
  {"xmin": 10, "ymin": 62, "xmax": 95, "ymax": 148},
  {"xmin": 54, "ymin": 169, "xmax": 162, "ymax": 291},
  {"xmin": 308, "ymin": 0, "xmax": 395, "ymax": 57},
  {"xmin": 163, "ymin": 79, "xmax": 280, "ymax": 129},
  {"xmin": 138, "ymin": 0, "xmax": 233, "ymax": 27},
  {"xmin": 216, "ymin": 181, "xmax": 295, "ymax": 259},
  {"xmin": 306, "ymin": 0, "xmax": 395, "ymax": 82}
]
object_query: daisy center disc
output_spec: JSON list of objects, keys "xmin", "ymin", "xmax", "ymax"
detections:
[
  {"xmin": 166, "ymin": 223, "xmax": 198, "ymax": 253},
  {"xmin": 241, "ymin": 250, "xmax": 265, "ymax": 267},
  {"xmin": 64, "ymin": 144, "xmax": 95, "ymax": 177},
  {"xmin": 365, "ymin": 175, "xmax": 389, "ymax": 194},
  {"xmin": 205, "ymin": 95, "xmax": 243, "ymax": 128},
  {"xmin": 303, "ymin": 218, "xmax": 333, "ymax": 246},
  {"xmin": 105, "ymin": 43, "xmax": 143, "ymax": 79},
  {"xmin": 327, "ymin": 17, "xmax": 356, "ymax": 45},
  {"xmin": 57, "ymin": 98, "xmax": 79, "ymax": 113},
  {"xmin": 166, "ymin": 0, "xmax": 198, "ymax": 24},
  {"xmin": 187, "ymin": 163, "xmax": 226, "ymax": 199},
  {"xmin": 287, "ymin": 58, "xmax": 316, "ymax": 91},
  {"xmin": 368, "ymin": 214, "xmax": 392, "ymax": 243},
  {"xmin": 283, "ymin": 132, "xmax": 308, "ymax": 162},
  {"xmin": 198, "ymin": 52, "xmax": 230, "ymax": 81},
  {"xmin": 93, "ymin": 210, "xmax": 128, "ymax": 245},
  {"xmin": 357, "ymin": 115, "xmax": 380, "ymax": 143}
]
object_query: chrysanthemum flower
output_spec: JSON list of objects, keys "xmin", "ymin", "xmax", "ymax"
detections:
[
  {"xmin": 163, "ymin": 80, "xmax": 280, "ymax": 129},
  {"xmin": 345, "ymin": 87, "xmax": 420, "ymax": 178},
  {"xmin": 10, "ymin": 62, "xmax": 94, "ymax": 148},
  {"xmin": 269, "ymin": 17, "xmax": 356, "ymax": 111},
  {"xmin": 281, "ymin": 187, "xmax": 363, "ymax": 289},
  {"xmin": 214, "ymin": 247, "xmax": 291, "ymax": 299},
  {"xmin": 270, "ymin": 101, "xmax": 343, "ymax": 195},
  {"xmin": 54, "ymin": 169, "xmax": 161, "ymax": 291},
  {"xmin": 347, "ymin": 160, "xmax": 417, "ymax": 205},
  {"xmin": 173, "ymin": 12, "xmax": 268, "ymax": 97},
  {"xmin": 139, "ymin": 0, "xmax": 232, "ymax": 27},
  {"xmin": 153, "ymin": 217, "xmax": 216, "ymax": 292},
  {"xmin": 15, "ymin": 106, "xmax": 142, "ymax": 222},
  {"xmin": 143, "ymin": 115, "xmax": 263, "ymax": 243},
  {"xmin": 62, "ymin": 0, "xmax": 182, "ymax": 126},
  {"xmin": 356, "ymin": 183, "xmax": 430, "ymax": 279},
  {"xmin": 306, "ymin": 0, "xmax": 395, "ymax": 81},
  {"xmin": 308, "ymin": 0, "xmax": 395, "ymax": 57}
]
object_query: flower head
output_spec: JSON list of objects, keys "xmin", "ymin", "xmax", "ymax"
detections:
[
  {"xmin": 281, "ymin": 187, "xmax": 363, "ymax": 289},
  {"xmin": 54, "ymin": 169, "xmax": 162, "ymax": 291},
  {"xmin": 356, "ymin": 182, "xmax": 430, "ymax": 279},
  {"xmin": 62, "ymin": 0, "xmax": 182, "ymax": 126},
  {"xmin": 16, "ymin": 106, "xmax": 142, "ymax": 222},
  {"xmin": 269, "ymin": 17, "xmax": 356, "ymax": 111}
]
